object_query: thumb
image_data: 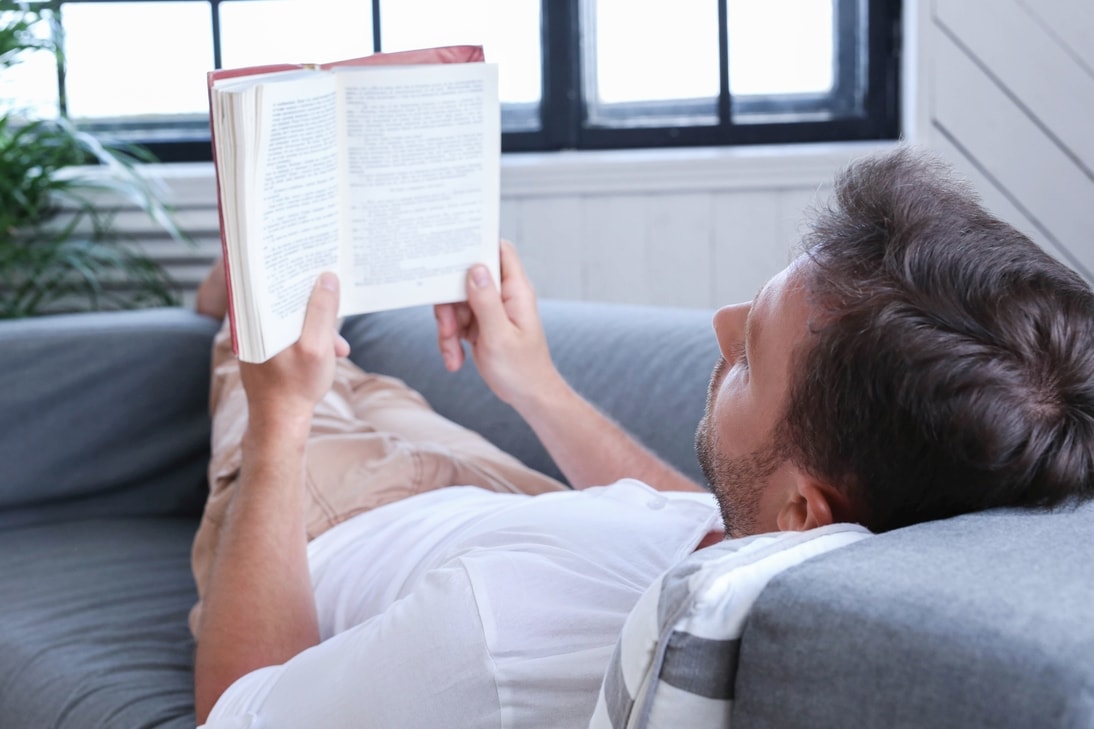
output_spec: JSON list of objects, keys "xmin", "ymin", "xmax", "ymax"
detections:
[
  {"xmin": 466, "ymin": 264, "xmax": 510, "ymax": 334},
  {"xmin": 299, "ymin": 272, "xmax": 341, "ymax": 350}
]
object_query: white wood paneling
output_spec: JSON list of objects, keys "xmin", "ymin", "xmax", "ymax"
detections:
[
  {"xmin": 935, "ymin": 0, "xmax": 1094, "ymax": 173},
  {"xmin": 932, "ymin": 30, "xmax": 1094, "ymax": 276},
  {"xmin": 85, "ymin": 145, "xmax": 888, "ymax": 311},
  {"xmin": 515, "ymin": 196, "xmax": 584, "ymax": 300},
  {"xmin": 643, "ymin": 193, "xmax": 715, "ymax": 309},
  {"xmin": 711, "ymin": 192, "xmax": 783, "ymax": 306},
  {"xmin": 917, "ymin": 0, "xmax": 1094, "ymax": 282},
  {"xmin": 580, "ymin": 195, "xmax": 650, "ymax": 305},
  {"xmin": 1018, "ymin": 0, "xmax": 1094, "ymax": 72}
]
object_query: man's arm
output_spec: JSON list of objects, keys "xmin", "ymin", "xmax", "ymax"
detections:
[
  {"xmin": 435, "ymin": 242, "xmax": 703, "ymax": 493},
  {"xmin": 194, "ymin": 273, "xmax": 350, "ymax": 724}
]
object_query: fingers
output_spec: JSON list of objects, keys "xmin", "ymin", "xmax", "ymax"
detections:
[
  {"xmin": 498, "ymin": 240, "xmax": 527, "ymax": 284},
  {"xmin": 299, "ymin": 272, "xmax": 346, "ymax": 356},
  {"xmin": 434, "ymin": 303, "xmax": 457, "ymax": 338},
  {"xmin": 466, "ymin": 260, "xmax": 510, "ymax": 337},
  {"xmin": 435, "ymin": 242, "xmax": 540, "ymax": 375},
  {"xmin": 239, "ymin": 273, "xmax": 347, "ymax": 429},
  {"xmin": 335, "ymin": 334, "xmax": 351, "ymax": 359},
  {"xmin": 497, "ymin": 240, "xmax": 538, "ymax": 324},
  {"xmin": 456, "ymin": 301, "xmax": 475, "ymax": 339},
  {"xmin": 434, "ymin": 303, "xmax": 466, "ymax": 371}
]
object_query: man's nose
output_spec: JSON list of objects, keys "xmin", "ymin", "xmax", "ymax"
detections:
[{"xmin": 712, "ymin": 302, "xmax": 750, "ymax": 358}]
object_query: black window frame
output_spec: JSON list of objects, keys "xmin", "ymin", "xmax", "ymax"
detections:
[{"xmin": 22, "ymin": 0, "xmax": 901, "ymax": 161}]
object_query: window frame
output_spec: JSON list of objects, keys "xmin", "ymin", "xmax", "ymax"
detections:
[
  {"xmin": 22, "ymin": 0, "xmax": 902, "ymax": 161},
  {"xmin": 539, "ymin": 0, "xmax": 902, "ymax": 151}
]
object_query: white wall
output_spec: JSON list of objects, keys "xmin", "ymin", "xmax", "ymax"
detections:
[
  {"xmin": 909, "ymin": 0, "xmax": 1094, "ymax": 281},
  {"xmin": 122, "ymin": 0, "xmax": 1094, "ymax": 309}
]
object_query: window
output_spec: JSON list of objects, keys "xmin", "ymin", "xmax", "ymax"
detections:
[{"xmin": 1, "ymin": 0, "xmax": 901, "ymax": 161}]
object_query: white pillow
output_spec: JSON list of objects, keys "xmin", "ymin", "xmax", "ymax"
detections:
[{"xmin": 589, "ymin": 523, "xmax": 872, "ymax": 729}]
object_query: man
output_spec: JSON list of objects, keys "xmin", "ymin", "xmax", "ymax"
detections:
[{"xmin": 193, "ymin": 147, "xmax": 1094, "ymax": 726}]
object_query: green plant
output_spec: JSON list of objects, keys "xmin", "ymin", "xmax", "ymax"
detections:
[{"xmin": 0, "ymin": 2, "xmax": 188, "ymax": 317}]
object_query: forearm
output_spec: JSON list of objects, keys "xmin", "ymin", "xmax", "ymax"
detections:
[
  {"xmin": 513, "ymin": 372, "xmax": 704, "ymax": 492},
  {"xmin": 193, "ymin": 419, "xmax": 320, "ymax": 723}
]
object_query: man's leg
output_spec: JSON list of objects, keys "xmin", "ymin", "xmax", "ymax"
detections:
[{"xmin": 300, "ymin": 363, "xmax": 568, "ymax": 537}]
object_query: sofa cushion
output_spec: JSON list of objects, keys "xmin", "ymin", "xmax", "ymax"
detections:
[
  {"xmin": 732, "ymin": 500, "xmax": 1094, "ymax": 729},
  {"xmin": 0, "ymin": 517, "xmax": 198, "ymax": 728},
  {"xmin": 0, "ymin": 309, "xmax": 219, "ymax": 528},
  {"xmin": 343, "ymin": 300, "xmax": 719, "ymax": 486},
  {"xmin": 589, "ymin": 524, "xmax": 872, "ymax": 729}
]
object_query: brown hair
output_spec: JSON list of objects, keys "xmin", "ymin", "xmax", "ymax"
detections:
[{"xmin": 782, "ymin": 146, "xmax": 1094, "ymax": 531}]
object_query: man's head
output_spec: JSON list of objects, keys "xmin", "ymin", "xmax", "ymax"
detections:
[{"xmin": 697, "ymin": 146, "xmax": 1094, "ymax": 536}]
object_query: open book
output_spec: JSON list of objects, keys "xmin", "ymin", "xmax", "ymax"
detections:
[{"xmin": 208, "ymin": 46, "xmax": 500, "ymax": 363}]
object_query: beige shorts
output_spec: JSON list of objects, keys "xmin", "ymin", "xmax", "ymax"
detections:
[{"xmin": 189, "ymin": 324, "xmax": 566, "ymax": 635}]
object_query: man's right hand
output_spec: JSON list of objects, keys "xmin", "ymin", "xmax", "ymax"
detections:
[
  {"xmin": 434, "ymin": 241, "xmax": 562, "ymax": 410},
  {"xmin": 241, "ymin": 272, "xmax": 350, "ymax": 438}
]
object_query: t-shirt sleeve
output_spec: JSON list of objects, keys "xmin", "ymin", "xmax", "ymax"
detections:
[{"xmin": 201, "ymin": 563, "xmax": 499, "ymax": 729}]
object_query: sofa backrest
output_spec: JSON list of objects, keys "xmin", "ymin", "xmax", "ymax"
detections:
[
  {"xmin": 0, "ymin": 308, "xmax": 219, "ymax": 528},
  {"xmin": 1, "ymin": 300, "xmax": 718, "ymax": 527},
  {"xmin": 343, "ymin": 299, "xmax": 720, "ymax": 486}
]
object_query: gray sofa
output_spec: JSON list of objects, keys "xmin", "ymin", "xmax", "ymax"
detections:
[{"xmin": 1, "ymin": 302, "xmax": 1091, "ymax": 728}]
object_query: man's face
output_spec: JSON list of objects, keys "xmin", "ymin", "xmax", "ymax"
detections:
[{"xmin": 696, "ymin": 257, "xmax": 816, "ymax": 538}]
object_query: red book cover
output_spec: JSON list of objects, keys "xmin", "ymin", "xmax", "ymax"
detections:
[{"xmin": 206, "ymin": 45, "xmax": 485, "ymax": 355}]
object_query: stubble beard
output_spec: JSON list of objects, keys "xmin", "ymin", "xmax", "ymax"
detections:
[{"xmin": 695, "ymin": 364, "xmax": 783, "ymax": 538}]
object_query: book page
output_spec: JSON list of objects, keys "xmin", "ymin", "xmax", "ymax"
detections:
[
  {"xmin": 336, "ymin": 63, "xmax": 500, "ymax": 314},
  {"xmin": 246, "ymin": 73, "xmax": 342, "ymax": 360}
]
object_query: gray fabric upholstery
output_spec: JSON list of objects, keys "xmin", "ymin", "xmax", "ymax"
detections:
[
  {"xmin": 732, "ymin": 500, "xmax": 1094, "ymax": 729},
  {"xmin": 0, "ymin": 518, "xmax": 198, "ymax": 729},
  {"xmin": 0, "ymin": 308, "xmax": 219, "ymax": 529},
  {"xmin": 342, "ymin": 299, "xmax": 718, "ymax": 485}
]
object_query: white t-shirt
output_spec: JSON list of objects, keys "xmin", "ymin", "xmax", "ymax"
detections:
[{"xmin": 203, "ymin": 479, "xmax": 719, "ymax": 729}]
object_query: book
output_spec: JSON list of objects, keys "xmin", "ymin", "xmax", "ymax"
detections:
[{"xmin": 208, "ymin": 45, "xmax": 500, "ymax": 363}]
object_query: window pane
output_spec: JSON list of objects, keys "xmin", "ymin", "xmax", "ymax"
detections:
[
  {"xmin": 379, "ymin": 0, "xmax": 540, "ymax": 107},
  {"xmin": 584, "ymin": 0, "xmax": 719, "ymax": 127},
  {"xmin": 0, "ymin": 9, "xmax": 59, "ymax": 119},
  {"xmin": 62, "ymin": 2, "xmax": 212, "ymax": 120},
  {"xmin": 220, "ymin": 0, "xmax": 373, "ymax": 69},
  {"xmin": 727, "ymin": 0, "xmax": 834, "ymax": 96}
]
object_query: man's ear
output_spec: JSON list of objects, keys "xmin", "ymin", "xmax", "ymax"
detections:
[{"xmin": 776, "ymin": 477, "xmax": 850, "ymax": 531}]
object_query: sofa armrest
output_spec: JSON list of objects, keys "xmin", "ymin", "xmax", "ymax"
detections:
[
  {"xmin": 342, "ymin": 299, "xmax": 719, "ymax": 485},
  {"xmin": 732, "ymin": 500, "xmax": 1094, "ymax": 729},
  {"xmin": 0, "ymin": 308, "xmax": 219, "ymax": 528}
]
